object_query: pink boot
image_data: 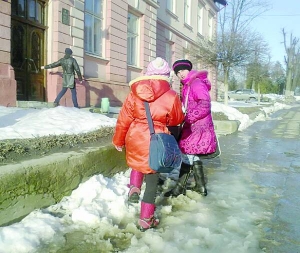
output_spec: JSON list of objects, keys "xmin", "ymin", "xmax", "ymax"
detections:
[
  {"xmin": 138, "ymin": 202, "xmax": 159, "ymax": 231},
  {"xmin": 128, "ymin": 170, "xmax": 144, "ymax": 203}
]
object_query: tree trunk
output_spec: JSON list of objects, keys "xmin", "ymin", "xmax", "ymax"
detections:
[
  {"xmin": 257, "ymin": 84, "xmax": 261, "ymax": 105},
  {"xmin": 224, "ymin": 67, "xmax": 229, "ymax": 106},
  {"xmin": 285, "ymin": 68, "xmax": 293, "ymax": 96}
]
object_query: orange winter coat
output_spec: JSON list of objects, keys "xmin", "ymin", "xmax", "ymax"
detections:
[{"xmin": 112, "ymin": 75, "xmax": 185, "ymax": 174}]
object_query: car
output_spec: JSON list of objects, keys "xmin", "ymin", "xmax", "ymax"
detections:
[{"xmin": 228, "ymin": 89, "xmax": 261, "ymax": 101}]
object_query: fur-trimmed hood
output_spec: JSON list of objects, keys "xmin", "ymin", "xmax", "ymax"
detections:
[
  {"xmin": 129, "ymin": 75, "xmax": 171, "ymax": 102},
  {"xmin": 182, "ymin": 70, "xmax": 211, "ymax": 91}
]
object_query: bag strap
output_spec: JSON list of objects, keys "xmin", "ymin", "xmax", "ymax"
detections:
[
  {"xmin": 144, "ymin": 101, "xmax": 155, "ymax": 135},
  {"xmin": 183, "ymin": 86, "xmax": 190, "ymax": 114},
  {"xmin": 184, "ymin": 86, "xmax": 190, "ymax": 111}
]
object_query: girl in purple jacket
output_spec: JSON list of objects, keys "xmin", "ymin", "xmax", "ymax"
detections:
[{"xmin": 165, "ymin": 59, "xmax": 217, "ymax": 197}]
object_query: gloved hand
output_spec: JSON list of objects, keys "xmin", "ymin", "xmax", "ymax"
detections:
[{"xmin": 114, "ymin": 145, "xmax": 123, "ymax": 152}]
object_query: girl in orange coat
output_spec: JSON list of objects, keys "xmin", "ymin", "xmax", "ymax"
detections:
[{"xmin": 112, "ymin": 57, "xmax": 184, "ymax": 230}]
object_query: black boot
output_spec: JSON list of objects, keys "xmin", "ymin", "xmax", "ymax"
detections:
[
  {"xmin": 192, "ymin": 161, "xmax": 207, "ymax": 196},
  {"xmin": 164, "ymin": 163, "xmax": 192, "ymax": 197}
]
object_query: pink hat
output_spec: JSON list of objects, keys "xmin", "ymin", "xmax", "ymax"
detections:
[{"xmin": 145, "ymin": 57, "xmax": 170, "ymax": 76}]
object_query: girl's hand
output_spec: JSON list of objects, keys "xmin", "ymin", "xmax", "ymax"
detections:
[{"xmin": 114, "ymin": 145, "xmax": 123, "ymax": 152}]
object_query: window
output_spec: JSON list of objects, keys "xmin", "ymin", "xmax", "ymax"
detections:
[
  {"xmin": 208, "ymin": 13, "xmax": 213, "ymax": 40},
  {"xmin": 167, "ymin": 0, "xmax": 176, "ymax": 14},
  {"xmin": 28, "ymin": 0, "xmax": 36, "ymax": 19},
  {"xmin": 165, "ymin": 42, "xmax": 173, "ymax": 67},
  {"xmin": 184, "ymin": 0, "xmax": 191, "ymax": 25},
  {"xmin": 12, "ymin": 0, "xmax": 45, "ymax": 24},
  {"xmin": 84, "ymin": 0, "xmax": 103, "ymax": 56},
  {"xmin": 127, "ymin": 13, "xmax": 139, "ymax": 66},
  {"xmin": 12, "ymin": 0, "xmax": 25, "ymax": 17},
  {"xmin": 197, "ymin": 2, "xmax": 204, "ymax": 35},
  {"xmin": 183, "ymin": 41, "xmax": 189, "ymax": 59}
]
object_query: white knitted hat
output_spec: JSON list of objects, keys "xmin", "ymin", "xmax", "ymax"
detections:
[{"xmin": 145, "ymin": 57, "xmax": 170, "ymax": 76}]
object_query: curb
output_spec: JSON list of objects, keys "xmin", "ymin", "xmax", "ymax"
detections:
[
  {"xmin": 213, "ymin": 120, "xmax": 240, "ymax": 135},
  {"xmin": 0, "ymin": 145, "xmax": 127, "ymax": 226}
]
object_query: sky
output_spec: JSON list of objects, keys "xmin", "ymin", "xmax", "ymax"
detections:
[
  {"xmin": 250, "ymin": 0, "xmax": 300, "ymax": 64},
  {"xmin": 0, "ymin": 95, "xmax": 298, "ymax": 253}
]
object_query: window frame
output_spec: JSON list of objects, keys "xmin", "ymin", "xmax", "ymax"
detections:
[
  {"xmin": 127, "ymin": 12, "xmax": 140, "ymax": 67},
  {"xmin": 208, "ymin": 12, "xmax": 214, "ymax": 41},
  {"xmin": 84, "ymin": 0, "xmax": 104, "ymax": 57},
  {"xmin": 167, "ymin": 0, "xmax": 176, "ymax": 14},
  {"xmin": 184, "ymin": 0, "xmax": 191, "ymax": 25},
  {"xmin": 197, "ymin": 2, "xmax": 204, "ymax": 35},
  {"xmin": 165, "ymin": 42, "xmax": 173, "ymax": 68}
]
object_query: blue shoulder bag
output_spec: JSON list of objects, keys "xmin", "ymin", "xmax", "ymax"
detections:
[{"xmin": 144, "ymin": 101, "xmax": 182, "ymax": 173}]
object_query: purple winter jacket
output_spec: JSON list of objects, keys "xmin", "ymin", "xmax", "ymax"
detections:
[{"xmin": 179, "ymin": 69, "xmax": 217, "ymax": 155}]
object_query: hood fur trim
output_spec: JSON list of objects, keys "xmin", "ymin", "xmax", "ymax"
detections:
[{"xmin": 129, "ymin": 75, "xmax": 170, "ymax": 86}]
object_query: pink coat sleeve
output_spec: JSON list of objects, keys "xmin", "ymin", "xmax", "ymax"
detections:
[{"xmin": 185, "ymin": 80, "xmax": 211, "ymax": 124}]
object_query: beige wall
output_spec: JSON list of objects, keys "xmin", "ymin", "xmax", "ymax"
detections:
[
  {"xmin": 0, "ymin": 0, "xmax": 17, "ymax": 107},
  {"xmin": 0, "ymin": 0, "xmax": 221, "ymax": 107}
]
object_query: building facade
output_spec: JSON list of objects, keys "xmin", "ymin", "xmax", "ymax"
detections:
[{"xmin": 0, "ymin": 0, "xmax": 225, "ymax": 107}]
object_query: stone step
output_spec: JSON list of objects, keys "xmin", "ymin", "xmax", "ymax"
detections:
[
  {"xmin": 0, "ymin": 144, "xmax": 127, "ymax": 226},
  {"xmin": 17, "ymin": 101, "xmax": 55, "ymax": 108},
  {"xmin": 214, "ymin": 120, "xmax": 240, "ymax": 136}
]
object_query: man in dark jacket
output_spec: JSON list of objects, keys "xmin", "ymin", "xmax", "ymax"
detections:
[{"xmin": 41, "ymin": 48, "xmax": 83, "ymax": 108}]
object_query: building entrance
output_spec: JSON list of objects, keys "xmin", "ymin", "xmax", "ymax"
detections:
[{"xmin": 11, "ymin": 0, "xmax": 47, "ymax": 101}]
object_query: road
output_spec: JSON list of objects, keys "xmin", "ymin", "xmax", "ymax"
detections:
[{"xmin": 212, "ymin": 104, "xmax": 300, "ymax": 252}]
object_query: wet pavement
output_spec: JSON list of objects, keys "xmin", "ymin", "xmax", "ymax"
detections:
[{"xmin": 210, "ymin": 104, "xmax": 300, "ymax": 252}]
